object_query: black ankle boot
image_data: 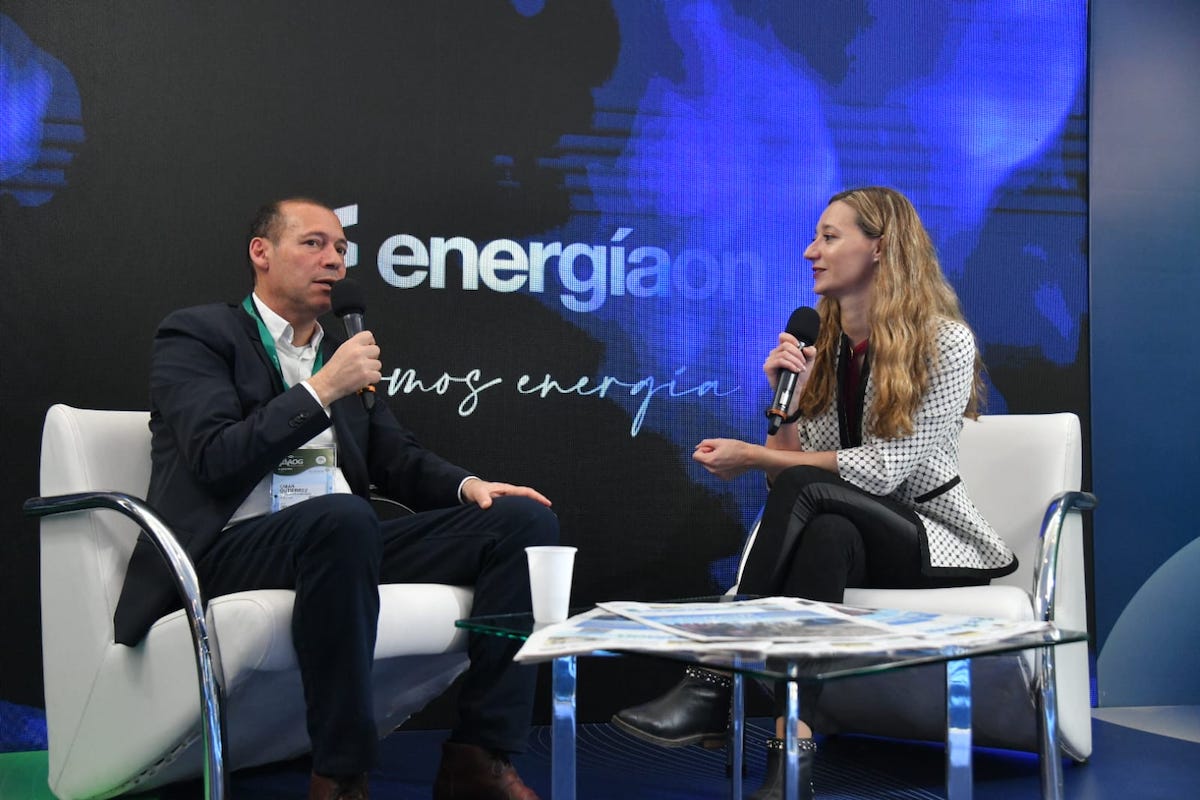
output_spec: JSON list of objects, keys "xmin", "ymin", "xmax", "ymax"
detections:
[
  {"xmin": 611, "ymin": 666, "xmax": 731, "ymax": 748},
  {"xmin": 748, "ymin": 736, "xmax": 815, "ymax": 800}
]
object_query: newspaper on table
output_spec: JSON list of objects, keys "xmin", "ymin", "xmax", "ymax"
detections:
[{"xmin": 513, "ymin": 596, "xmax": 1054, "ymax": 663}]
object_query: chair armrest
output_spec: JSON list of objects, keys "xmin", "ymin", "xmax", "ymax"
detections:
[
  {"xmin": 24, "ymin": 491, "xmax": 208, "ymax": 638},
  {"xmin": 1032, "ymin": 490, "xmax": 1098, "ymax": 624},
  {"xmin": 23, "ymin": 491, "xmax": 230, "ymax": 800}
]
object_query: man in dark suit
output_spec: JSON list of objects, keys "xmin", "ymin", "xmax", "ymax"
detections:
[{"xmin": 114, "ymin": 197, "xmax": 557, "ymax": 800}]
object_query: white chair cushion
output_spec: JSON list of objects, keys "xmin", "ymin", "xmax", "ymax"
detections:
[{"xmin": 843, "ymin": 585, "xmax": 1035, "ymax": 622}]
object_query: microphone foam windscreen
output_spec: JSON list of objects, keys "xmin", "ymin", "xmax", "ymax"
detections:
[
  {"xmin": 331, "ymin": 278, "xmax": 366, "ymax": 317},
  {"xmin": 786, "ymin": 306, "xmax": 821, "ymax": 346}
]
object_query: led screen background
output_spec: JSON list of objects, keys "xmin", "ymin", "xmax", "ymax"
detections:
[
  {"xmin": 0, "ymin": 0, "xmax": 1089, "ymax": 717},
  {"xmin": 533, "ymin": 0, "xmax": 1089, "ymax": 537}
]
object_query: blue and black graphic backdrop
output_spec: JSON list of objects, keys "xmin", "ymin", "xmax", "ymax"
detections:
[{"xmin": 1, "ymin": 1, "xmax": 1093, "ymax": 729}]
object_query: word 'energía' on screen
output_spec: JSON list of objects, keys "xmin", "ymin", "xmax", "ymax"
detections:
[
  {"xmin": 373, "ymin": 228, "xmax": 763, "ymax": 313},
  {"xmin": 380, "ymin": 365, "xmax": 738, "ymax": 436}
]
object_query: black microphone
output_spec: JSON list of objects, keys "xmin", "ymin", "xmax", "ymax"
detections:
[
  {"xmin": 330, "ymin": 278, "xmax": 375, "ymax": 410},
  {"xmin": 766, "ymin": 306, "xmax": 820, "ymax": 435}
]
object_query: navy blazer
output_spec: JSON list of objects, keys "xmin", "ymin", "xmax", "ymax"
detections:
[{"xmin": 113, "ymin": 302, "xmax": 470, "ymax": 645}]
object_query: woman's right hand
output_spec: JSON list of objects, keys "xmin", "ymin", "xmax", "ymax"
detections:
[{"xmin": 763, "ymin": 332, "xmax": 816, "ymax": 393}]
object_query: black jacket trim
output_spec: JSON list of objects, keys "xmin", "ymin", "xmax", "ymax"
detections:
[{"xmin": 914, "ymin": 475, "xmax": 961, "ymax": 504}]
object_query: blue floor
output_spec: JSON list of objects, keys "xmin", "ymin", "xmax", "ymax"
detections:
[{"xmin": 5, "ymin": 712, "xmax": 1198, "ymax": 799}]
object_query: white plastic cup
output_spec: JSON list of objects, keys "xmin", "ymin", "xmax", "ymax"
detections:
[{"xmin": 525, "ymin": 545, "xmax": 578, "ymax": 623}]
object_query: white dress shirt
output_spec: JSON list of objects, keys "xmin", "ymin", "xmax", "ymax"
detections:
[{"xmin": 225, "ymin": 294, "xmax": 352, "ymax": 527}]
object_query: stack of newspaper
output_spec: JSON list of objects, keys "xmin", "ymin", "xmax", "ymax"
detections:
[{"xmin": 513, "ymin": 597, "xmax": 1054, "ymax": 663}]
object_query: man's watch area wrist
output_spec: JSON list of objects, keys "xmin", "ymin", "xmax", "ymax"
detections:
[{"xmin": 458, "ymin": 475, "xmax": 482, "ymax": 503}]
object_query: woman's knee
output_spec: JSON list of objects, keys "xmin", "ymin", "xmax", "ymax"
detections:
[
  {"xmin": 798, "ymin": 514, "xmax": 863, "ymax": 561},
  {"xmin": 771, "ymin": 465, "xmax": 836, "ymax": 498}
]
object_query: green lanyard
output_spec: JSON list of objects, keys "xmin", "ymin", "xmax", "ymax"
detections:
[{"xmin": 242, "ymin": 295, "xmax": 325, "ymax": 389}]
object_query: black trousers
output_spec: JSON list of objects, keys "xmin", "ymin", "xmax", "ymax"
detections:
[
  {"xmin": 195, "ymin": 493, "xmax": 559, "ymax": 775},
  {"xmin": 738, "ymin": 466, "xmax": 985, "ymax": 725},
  {"xmin": 740, "ymin": 465, "xmax": 986, "ymax": 601}
]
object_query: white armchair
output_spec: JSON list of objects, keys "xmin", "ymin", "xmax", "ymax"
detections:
[
  {"xmin": 735, "ymin": 413, "xmax": 1095, "ymax": 765},
  {"xmin": 26, "ymin": 404, "xmax": 473, "ymax": 800}
]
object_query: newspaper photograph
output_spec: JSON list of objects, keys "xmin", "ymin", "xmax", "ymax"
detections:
[{"xmin": 513, "ymin": 597, "xmax": 1056, "ymax": 664}]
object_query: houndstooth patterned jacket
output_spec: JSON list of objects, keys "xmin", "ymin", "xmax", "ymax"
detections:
[{"xmin": 797, "ymin": 318, "xmax": 1017, "ymax": 575}]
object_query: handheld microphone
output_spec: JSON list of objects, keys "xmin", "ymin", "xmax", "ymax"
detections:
[
  {"xmin": 766, "ymin": 306, "xmax": 820, "ymax": 435},
  {"xmin": 330, "ymin": 278, "xmax": 376, "ymax": 410}
]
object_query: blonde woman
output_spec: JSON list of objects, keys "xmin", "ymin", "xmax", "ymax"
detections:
[{"xmin": 614, "ymin": 187, "xmax": 1017, "ymax": 800}]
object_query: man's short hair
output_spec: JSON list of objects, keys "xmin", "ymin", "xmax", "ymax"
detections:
[{"xmin": 246, "ymin": 196, "xmax": 331, "ymax": 285}]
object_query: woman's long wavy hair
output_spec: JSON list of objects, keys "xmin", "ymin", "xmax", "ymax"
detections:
[{"xmin": 797, "ymin": 187, "xmax": 985, "ymax": 438}]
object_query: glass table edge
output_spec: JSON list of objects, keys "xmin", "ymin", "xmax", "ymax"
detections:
[{"xmin": 457, "ymin": 610, "xmax": 1089, "ymax": 684}]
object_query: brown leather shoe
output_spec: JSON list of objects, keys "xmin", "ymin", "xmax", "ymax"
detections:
[
  {"xmin": 432, "ymin": 741, "xmax": 540, "ymax": 800},
  {"xmin": 308, "ymin": 771, "xmax": 369, "ymax": 800}
]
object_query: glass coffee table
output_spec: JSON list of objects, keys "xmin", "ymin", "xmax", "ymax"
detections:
[{"xmin": 458, "ymin": 602, "xmax": 1087, "ymax": 800}]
